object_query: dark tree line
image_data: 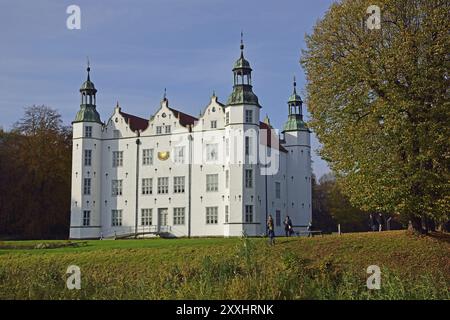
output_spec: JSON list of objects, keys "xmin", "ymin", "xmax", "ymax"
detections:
[{"xmin": 0, "ymin": 105, "xmax": 72, "ymax": 239}]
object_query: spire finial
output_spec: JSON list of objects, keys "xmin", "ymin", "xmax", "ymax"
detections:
[
  {"xmin": 293, "ymin": 75, "xmax": 297, "ymax": 94},
  {"xmin": 86, "ymin": 56, "xmax": 91, "ymax": 81},
  {"xmin": 163, "ymin": 88, "xmax": 167, "ymax": 101},
  {"xmin": 240, "ymin": 31, "xmax": 244, "ymax": 56}
]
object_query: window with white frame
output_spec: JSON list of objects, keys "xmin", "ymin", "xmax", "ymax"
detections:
[
  {"xmin": 156, "ymin": 126, "xmax": 162, "ymax": 135},
  {"xmin": 158, "ymin": 177, "xmax": 169, "ymax": 194},
  {"xmin": 112, "ymin": 151, "xmax": 123, "ymax": 167},
  {"xmin": 245, "ymin": 169, "xmax": 253, "ymax": 188},
  {"xmin": 226, "ymin": 138, "xmax": 230, "ymax": 157},
  {"xmin": 85, "ymin": 126, "xmax": 92, "ymax": 138},
  {"xmin": 173, "ymin": 207, "xmax": 185, "ymax": 225},
  {"xmin": 173, "ymin": 176, "xmax": 185, "ymax": 193},
  {"xmin": 245, "ymin": 205, "xmax": 253, "ymax": 223},
  {"xmin": 245, "ymin": 110, "xmax": 253, "ymax": 123},
  {"xmin": 206, "ymin": 174, "xmax": 218, "ymax": 192},
  {"xmin": 225, "ymin": 112, "xmax": 229, "ymax": 125},
  {"xmin": 112, "ymin": 209, "xmax": 123, "ymax": 227},
  {"xmin": 141, "ymin": 209, "xmax": 152, "ymax": 226},
  {"xmin": 165, "ymin": 125, "xmax": 171, "ymax": 134},
  {"xmin": 276, "ymin": 210, "xmax": 281, "ymax": 226},
  {"xmin": 84, "ymin": 149, "xmax": 92, "ymax": 166},
  {"xmin": 210, "ymin": 120, "xmax": 217, "ymax": 129},
  {"xmin": 225, "ymin": 170, "xmax": 229, "ymax": 189},
  {"xmin": 206, "ymin": 143, "xmax": 218, "ymax": 161},
  {"xmin": 206, "ymin": 206, "xmax": 218, "ymax": 224},
  {"xmin": 225, "ymin": 205, "xmax": 229, "ymax": 223},
  {"xmin": 275, "ymin": 182, "xmax": 281, "ymax": 199},
  {"xmin": 112, "ymin": 179, "xmax": 123, "ymax": 196},
  {"xmin": 113, "ymin": 130, "xmax": 120, "ymax": 139},
  {"xmin": 83, "ymin": 210, "xmax": 90, "ymax": 226},
  {"xmin": 142, "ymin": 149, "xmax": 154, "ymax": 165},
  {"xmin": 245, "ymin": 136, "xmax": 252, "ymax": 156},
  {"xmin": 83, "ymin": 178, "xmax": 91, "ymax": 195},
  {"xmin": 142, "ymin": 178, "xmax": 153, "ymax": 195},
  {"xmin": 174, "ymin": 146, "xmax": 185, "ymax": 164}
]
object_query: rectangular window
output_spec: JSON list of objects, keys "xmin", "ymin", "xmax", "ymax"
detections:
[
  {"xmin": 142, "ymin": 178, "xmax": 153, "ymax": 195},
  {"xmin": 225, "ymin": 170, "xmax": 229, "ymax": 189},
  {"xmin": 225, "ymin": 205, "xmax": 229, "ymax": 223},
  {"xmin": 84, "ymin": 149, "xmax": 92, "ymax": 166},
  {"xmin": 165, "ymin": 125, "xmax": 171, "ymax": 134},
  {"xmin": 143, "ymin": 149, "xmax": 154, "ymax": 165},
  {"xmin": 112, "ymin": 151, "xmax": 123, "ymax": 167},
  {"xmin": 158, "ymin": 177, "xmax": 169, "ymax": 194},
  {"xmin": 245, "ymin": 136, "xmax": 252, "ymax": 156},
  {"xmin": 275, "ymin": 182, "xmax": 281, "ymax": 199},
  {"xmin": 225, "ymin": 112, "xmax": 229, "ymax": 125},
  {"xmin": 83, "ymin": 178, "xmax": 91, "ymax": 195},
  {"xmin": 245, "ymin": 110, "xmax": 253, "ymax": 123},
  {"xmin": 156, "ymin": 126, "xmax": 162, "ymax": 135},
  {"xmin": 85, "ymin": 126, "xmax": 92, "ymax": 138},
  {"xmin": 206, "ymin": 174, "xmax": 218, "ymax": 192},
  {"xmin": 174, "ymin": 146, "xmax": 185, "ymax": 164},
  {"xmin": 226, "ymin": 138, "xmax": 230, "ymax": 157},
  {"xmin": 173, "ymin": 207, "xmax": 185, "ymax": 225},
  {"xmin": 112, "ymin": 209, "xmax": 123, "ymax": 227},
  {"xmin": 206, "ymin": 206, "xmax": 218, "ymax": 224},
  {"xmin": 173, "ymin": 176, "xmax": 185, "ymax": 193},
  {"xmin": 112, "ymin": 179, "xmax": 123, "ymax": 196},
  {"xmin": 113, "ymin": 130, "xmax": 121, "ymax": 139},
  {"xmin": 141, "ymin": 209, "xmax": 152, "ymax": 226},
  {"xmin": 83, "ymin": 210, "xmax": 90, "ymax": 226},
  {"xmin": 276, "ymin": 210, "xmax": 281, "ymax": 227},
  {"xmin": 245, "ymin": 205, "xmax": 253, "ymax": 223},
  {"xmin": 206, "ymin": 143, "xmax": 218, "ymax": 161},
  {"xmin": 245, "ymin": 169, "xmax": 253, "ymax": 188},
  {"xmin": 210, "ymin": 120, "xmax": 217, "ymax": 129}
]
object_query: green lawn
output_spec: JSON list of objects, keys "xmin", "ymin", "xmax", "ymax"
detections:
[{"xmin": 0, "ymin": 231, "xmax": 448, "ymax": 299}]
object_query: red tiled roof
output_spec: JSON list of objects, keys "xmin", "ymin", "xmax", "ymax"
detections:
[
  {"xmin": 260, "ymin": 122, "xmax": 288, "ymax": 153},
  {"xmin": 168, "ymin": 107, "xmax": 198, "ymax": 128},
  {"xmin": 119, "ymin": 111, "xmax": 149, "ymax": 132}
]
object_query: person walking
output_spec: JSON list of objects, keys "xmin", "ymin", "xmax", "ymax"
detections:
[
  {"xmin": 284, "ymin": 216, "xmax": 293, "ymax": 237},
  {"xmin": 267, "ymin": 215, "xmax": 275, "ymax": 245},
  {"xmin": 370, "ymin": 213, "xmax": 378, "ymax": 232},
  {"xmin": 377, "ymin": 213, "xmax": 385, "ymax": 232}
]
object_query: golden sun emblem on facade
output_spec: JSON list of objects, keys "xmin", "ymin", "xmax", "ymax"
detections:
[{"xmin": 157, "ymin": 151, "xmax": 170, "ymax": 161}]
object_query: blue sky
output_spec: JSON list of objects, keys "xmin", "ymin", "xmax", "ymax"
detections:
[{"xmin": 0, "ymin": 0, "xmax": 334, "ymax": 178}]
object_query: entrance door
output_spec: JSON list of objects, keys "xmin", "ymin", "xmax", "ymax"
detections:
[{"xmin": 158, "ymin": 208, "xmax": 168, "ymax": 232}]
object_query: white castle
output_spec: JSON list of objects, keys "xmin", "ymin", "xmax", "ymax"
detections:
[{"xmin": 70, "ymin": 39, "xmax": 312, "ymax": 239}]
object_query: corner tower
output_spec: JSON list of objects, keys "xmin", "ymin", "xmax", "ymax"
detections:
[
  {"xmin": 282, "ymin": 77, "xmax": 312, "ymax": 230},
  {"xmin": 225, "ymin": 34, "xmax": 261, "ymax": 236},
  {"xmin": 70, "ymin": 63, "xmax": 103, "ymax": 239}
]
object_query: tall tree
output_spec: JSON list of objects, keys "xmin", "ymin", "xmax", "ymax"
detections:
[
  {"xmin": 301, "ymin": 0, "xmax": 449, "ymax": 232},
  {"xmin": 0, "ymin": 105, "xmax": 72, "ymax": 239}
]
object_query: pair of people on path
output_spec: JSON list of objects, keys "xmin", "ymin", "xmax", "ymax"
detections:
[
  {"xmin": 369, "ymin": 213, "xmax": 385, "ymax": 232},
  {"xmin": 267, "ymin": 215, "xmax": 294, "ymax": 245}
]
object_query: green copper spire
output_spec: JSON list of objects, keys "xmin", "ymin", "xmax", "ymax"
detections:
[
  {"xmin": 283, "ymin": 76, "xmax": 308, "ymax": 132},
  {"xmin": 226, "ymin": 33, "xmax": 260, "ymax": 107},
  {"xmin": 73, "ymin": 61, "xmax": 101, "ymax": 124}
]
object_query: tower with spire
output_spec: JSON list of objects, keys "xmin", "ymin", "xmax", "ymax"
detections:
[
  {"xmin": 224, "ymin": 33, "xmax": 262, "ymax": 237},
  {"xmin": 282, "ymin": 77, "xmax": 312, "ymax": 228},
  {"xmin": 70, "ymin": 62, "xmax": 103, "ymax": 239}
]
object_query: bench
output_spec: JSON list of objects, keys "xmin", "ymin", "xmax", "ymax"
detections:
[{"xmin": 295, "ymin": 230, "xmax": 323, "ymax": 237}]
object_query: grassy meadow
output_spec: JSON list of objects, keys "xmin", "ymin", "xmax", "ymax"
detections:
[{"xmin": 0, "ymin": 231, "xmax": 448, "ymax": 300}]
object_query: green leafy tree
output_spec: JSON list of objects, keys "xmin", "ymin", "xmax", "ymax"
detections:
[{"xmin": 301, "ymin": 0, "xmax": 449, "ymax": 233}]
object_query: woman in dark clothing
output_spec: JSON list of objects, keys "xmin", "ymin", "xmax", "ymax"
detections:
[
  {"xmin": 284, "ymin": 216, "xmax": 293, "ymax": 237},
  {"xmin": 267, "ymin": 215, "xmax": 275, "ymax": 245}
]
